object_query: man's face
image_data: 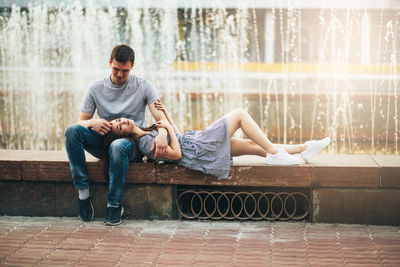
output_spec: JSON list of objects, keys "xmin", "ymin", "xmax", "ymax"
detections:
[{"xmin": 110, "ymin": 59, "xmax": 133, "ymax": 86}]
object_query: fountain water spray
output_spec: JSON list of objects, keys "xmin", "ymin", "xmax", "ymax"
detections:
[{"xmin": 0, "ymin": 1, "xmax": 398, "ymax": 154}]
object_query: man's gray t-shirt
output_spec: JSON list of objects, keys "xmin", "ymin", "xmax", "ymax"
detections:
[{"xmin": 80, "ymin": 75, "xmax": 160, "ymax": 127}]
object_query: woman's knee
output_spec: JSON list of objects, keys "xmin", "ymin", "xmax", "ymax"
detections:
[
  {"xmin": 233, "ymin": 107, "xmax": 248, "ymax": 117},
  {"xmin": 227, "ymin": 107, "xmax": 247, "ymax": 119}
]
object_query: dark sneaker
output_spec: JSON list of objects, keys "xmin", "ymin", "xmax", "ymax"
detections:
[
  {"xmin": 77, "ymin": 197, "xmax": 94, "ymax": 222},
  {"xmin": 104, "ymin": 205, "xmax": 124, "ymax": 226}
]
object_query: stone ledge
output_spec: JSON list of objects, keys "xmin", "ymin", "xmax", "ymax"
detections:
[
  {"xmin": 313, "ymin": 188, "xmax": 400, "ymax": 225},
  {"xmin": 309, "ymin": 155, "xmax": 379, "ymax": 188},
  {"xmin": 1, "ymin": 150, "xmax": 400, "ymax": 225},
  {"xmin": 0, "ymin": 150, "xmax": 156, "ymax": 183},
  {"xmin": 0, "ymin": 181, "xmax": 175, "ymax": 219},
  {"xmin": 0, "ymin": 150, "xmax": 399, "ymax": 189},
  {"xmin": 156, "ymin": 162, "xmax": 313, "ymax": 187},
  {"xmin": 372, "ymin": 155, "xmax": 400, "ymax": 188}
]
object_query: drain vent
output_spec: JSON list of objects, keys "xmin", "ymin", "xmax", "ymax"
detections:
[{"xmin": 177, "ymin": 189, "xmax": 311, "ymax": 221}]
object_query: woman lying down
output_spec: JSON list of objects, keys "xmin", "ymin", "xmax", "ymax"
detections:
[{"xmin": 105, "ymin": 101, "xmax": 330, "ymax": 179}]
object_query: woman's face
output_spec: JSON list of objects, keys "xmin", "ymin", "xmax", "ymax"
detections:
[{"xmin": 111, "ymin": 118, "xmax": 135, "ymax": 135}]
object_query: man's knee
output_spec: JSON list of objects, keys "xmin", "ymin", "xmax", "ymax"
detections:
[
  {"xmin": 65, "ymin": 124, "xmax": 85, "ymax": 139},
  {"xmin": 109, "ymin": 139, "xmax": 132, "ymax": 158}
]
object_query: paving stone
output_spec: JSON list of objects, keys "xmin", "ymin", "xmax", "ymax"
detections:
[
  {"xmin": 0, "ymin": 217, "xmax": 399, "ymax": 266},
  {"xmin": 2, "ymin": 255, "xmax": 41, "ymax": 264},
  {"xmin": 40, "ymin": 260, "xmax": 75, "ymax": 266}
]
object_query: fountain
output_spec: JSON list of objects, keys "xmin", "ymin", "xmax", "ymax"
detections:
[{"xmin": 0, "ymin": 0, "xmax": 399, "ymax": 154}]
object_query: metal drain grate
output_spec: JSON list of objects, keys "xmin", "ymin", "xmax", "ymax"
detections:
[{"xmin": 177, "ymin": 189, "xmax": 311, "ymax": 221}]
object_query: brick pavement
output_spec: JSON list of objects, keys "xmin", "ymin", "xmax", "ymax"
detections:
[{"xmin": 0, "ymin": 216, "xmax": 399, "ymax": 266}]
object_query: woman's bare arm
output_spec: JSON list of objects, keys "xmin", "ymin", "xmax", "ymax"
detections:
[
  {"xmin": 154, "ymin": 100, "xmax": 181, "ymax": 134},
  {"xmin": 151, "ymin": 120, "xmax": 182, "ymax": 160}
]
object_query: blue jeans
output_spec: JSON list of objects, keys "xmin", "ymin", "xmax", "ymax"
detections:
[{"xmin": 65, "ymin": 124, "xmax": 138, "ymax": 206}]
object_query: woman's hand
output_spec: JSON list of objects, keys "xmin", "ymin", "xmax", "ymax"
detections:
[
  {"xmin": 154, "ymin": 100, "xmax": 166, "ymax": 113},
  {"xmin": 155, "ymin": 120, "xmax": 171, "ymax": 129},
  {"xmin": 153, "ymin": 119, "xmax": 181, "ymax": 160},
  {"xmin": 153, "ymin": 99, "xmax": 181, "ymax": 134}
]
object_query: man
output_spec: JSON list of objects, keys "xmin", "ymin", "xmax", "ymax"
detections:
[{"xmin": 65, "ymin": 44, "xmax": 169, "ymax": 226}]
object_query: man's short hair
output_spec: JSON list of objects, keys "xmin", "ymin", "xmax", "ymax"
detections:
[{"xmin": 110, "ymin": 44, "xmax": 135, "ymax": 65}]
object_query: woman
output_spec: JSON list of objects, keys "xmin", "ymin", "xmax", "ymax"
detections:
[{"xmin": 107, "ymin": 101, "xmax": 330, "ymax": 179}]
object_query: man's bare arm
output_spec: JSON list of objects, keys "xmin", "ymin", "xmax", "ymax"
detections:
[{"xmin": 78, "ymin": 112, "xmax": 111, "ymax": 135}]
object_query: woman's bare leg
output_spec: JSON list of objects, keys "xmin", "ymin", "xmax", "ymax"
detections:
[
  {"xmin": 230, "ymin": 138, "xmax": 266, "ymax": 157},
  {"xmin": 274, "ymin": 144, "xmax": 307, "ymax": 154},
  {"xmin": 231, "ymin": 138, "xmax": 306, "ymax": 156},
  {"xmin": 225, "ymin": 108, "xmax": 278, "ymax": 154}
]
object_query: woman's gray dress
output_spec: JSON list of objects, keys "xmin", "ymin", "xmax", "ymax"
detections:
[{"xmin": 137, "ymin": 117, "xmax": 231, "ymax": 178}]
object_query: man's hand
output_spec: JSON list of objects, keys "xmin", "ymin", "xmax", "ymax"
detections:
[
  {"xmin": 150, "ymin": 130, "xmax": 168, "ymax": 158},
  {"xmin": 90, "ymin": 119, "xmax": 112, "ymax": 135}
]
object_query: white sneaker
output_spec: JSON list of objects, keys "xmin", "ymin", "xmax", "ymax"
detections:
[
  {"xmin": 301, "ymin": 137, "xmax": 331, "ymax": 162},
  {"xmin": 266, "ymin": 149, "xmax": 301, "ymax": 166}
]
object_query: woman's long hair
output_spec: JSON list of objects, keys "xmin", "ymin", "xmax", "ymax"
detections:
[{"xmin": 102, "ymin": 124, "xmax": 157, "ymax": 182}]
